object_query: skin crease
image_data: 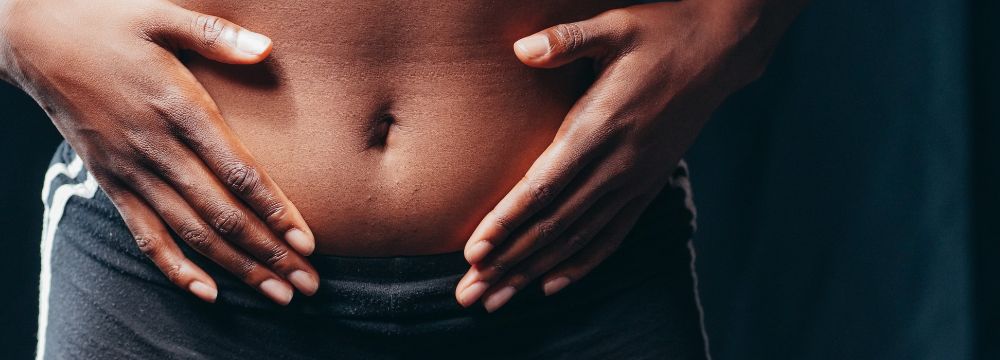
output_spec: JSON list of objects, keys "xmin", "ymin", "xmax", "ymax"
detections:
[{"xmin": 0, "ymin": 0, "xmax": 807, "ymax": 309}]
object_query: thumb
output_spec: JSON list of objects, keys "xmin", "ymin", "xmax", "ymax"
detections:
[
  {"xmin": 513, "ymin": 10, "xmax": 634, "ymax": 69},
  {"xmin": 159, "ymin": 8, "xmax": 273, "ymax": 64}
]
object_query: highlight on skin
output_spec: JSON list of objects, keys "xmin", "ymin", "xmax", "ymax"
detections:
[{"xmin": 2, "ymin": 0, "xmax": 807, "ymax": 309}]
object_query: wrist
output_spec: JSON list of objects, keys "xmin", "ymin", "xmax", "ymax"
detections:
[{"xmin": 700, "ymin": 0, "xmax": 809, "ymax": 86}]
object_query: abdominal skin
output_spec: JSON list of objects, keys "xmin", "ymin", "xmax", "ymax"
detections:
[{"xmin": 173, "ymin": 0, "xmax": 634, "ymax": 256}]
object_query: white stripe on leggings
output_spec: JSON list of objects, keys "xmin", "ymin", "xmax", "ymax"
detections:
[
  {"xmin": 670, "ymin": 160, "xmax": 712, "ymax": 359},
  {"xmin": 36, "ymin": 155, "xmax": 98, "ymax": 360},
  {"xmin": 32, "ymin": 157, "xmax": 710, "ymax": 358}
]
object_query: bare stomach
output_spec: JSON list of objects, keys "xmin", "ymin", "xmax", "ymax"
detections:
[{"xmin": 175, "ymin": 0, "xmax": 631, "ymax": 256}]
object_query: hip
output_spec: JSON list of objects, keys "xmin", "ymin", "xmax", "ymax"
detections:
[{"xmin": 38, "ymin": 141, "xmax": 705, "ymax": 359}]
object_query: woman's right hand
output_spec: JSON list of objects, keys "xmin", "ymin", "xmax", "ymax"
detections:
[{"xmin": 0, "ymin": 0, "xmax": 319, "ymax": 305}]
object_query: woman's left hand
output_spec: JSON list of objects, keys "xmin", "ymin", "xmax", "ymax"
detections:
[{"xmin": 455, "ymin": 0, "xmax": 807, "ymax": 312}]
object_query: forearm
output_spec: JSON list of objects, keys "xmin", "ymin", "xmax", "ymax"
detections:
[
  {"xmin": 707, "ymin": 0, "xmax": 809, "ymax": 40},
  {"xmin": 698, "ymin": 0, "xmax": 810, "ymax": 89}
]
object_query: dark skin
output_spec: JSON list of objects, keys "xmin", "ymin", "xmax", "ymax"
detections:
[
  {"xmin": 0, "ymin": 0, "xmax": 807, "ymax": 310},
  {"xmin": 456, "ymin": 0, "xmax": 810, "ymax": 311},
  {"xmin": 1, "ymin": 0, "xmax": 318, "ymax": 304}
]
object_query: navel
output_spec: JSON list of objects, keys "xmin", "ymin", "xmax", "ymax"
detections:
[{"xmin": 365, "ymin": 107, "xmax": 396, "ymax": 150}]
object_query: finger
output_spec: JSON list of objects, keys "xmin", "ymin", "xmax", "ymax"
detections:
[
  {"xmin": 464, "ymin": 6, "xmax": 651, "ymax": 268},
  {"xmin": 109, "ymin": 188, "xmax": 218, "ymax": 303},
  {"xmin": 144, "ymin": 4, "xmax": 312, "ymax": 254},
  {"xmin": 153, "ymin": 62, "xmax": 316, "ymax": 256},
  {"xmin": 467, "ymin": 155, "xmax": 631, "ymax": 294},
  {"xmin": 146, "ymin": 147, "xmax": 319, "ymax": 295},
  {"xmin": 462, "ymin": 140, "xmax": 595, "ymax": 265},
  {"xmin": 462, "ymin": 83, "xmax": 638, "ymax": 265},
  {"xmin": 513, "ymin": 8, "xmax": 635, "ymax": 68},
  {"xmin": 150, "ymin": 5, "xmax": 273, "ymax": 64},
  {"xmin": 541, "ymin": 196, "xmax": 655, "ymax": 296},
  {"xmin": 459, "ymin": 192, "xmax": 632, "ymax": 311},
  {"xmin": 122, "ymin": 171, "xmax": 296, "ymax": 305}
]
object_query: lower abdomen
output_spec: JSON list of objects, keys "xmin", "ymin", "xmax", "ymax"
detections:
[{"xmin": 179, "ymin": 0, "xmax": 619, "ymax": 255}]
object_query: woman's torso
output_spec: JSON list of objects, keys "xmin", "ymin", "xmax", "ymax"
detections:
[{"xmin": 174, "ymin": 0, "xmax": 635, "ymax": 256}]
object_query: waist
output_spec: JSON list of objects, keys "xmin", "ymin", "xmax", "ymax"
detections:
[
  {"xmin": 43, "ymin": 144, "xmax": 707, "ymax": 358},
  {"xmin": 47, "ymin": 141, "xmax": 696, "ymax": 328},
  {"xmin": 198, "ymin": 162, "xmax": 697, "ymax": 325},
  {"xmin": 172, "ymin": 0, "xmax": 636, "ymax": 256},
  {"xmin": 239, "ymin": 234, "xmax": 695, "ymax": 337},
  {"xmin": 183, "ymin": 206, "xmax": 696, "ymax": 337},
  {"xmin": 182, "ymin": 39, "xmax": 601, "ymax": 256}
]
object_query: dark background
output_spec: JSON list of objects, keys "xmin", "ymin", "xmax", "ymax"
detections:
[{"xmin": 1, "ymin": 1, "xmax": 997, "ymax": 359}]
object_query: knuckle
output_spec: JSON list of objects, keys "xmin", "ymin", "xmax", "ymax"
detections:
[
  {"xmin": 134, "ymin": 234, "xmax": 159, "ymax": 256},
  {"xmin": 599, "ymin": 151, "xmax": 640, "ymax": 184},
  {"xmin": 527, "ymin": 179, "xmax": 557, "ymax": 205},
  {"xmin": 262, "ymin": 202, "xmax": 287, "ymax": 226},
  {"xmin": 112, "ymin": 164, "xmax": 146, "ymax": 185},
  {"xmin": 148, "ymin": 85, "xmax": 189, "ymax": 121},
  {"xmin": 233, "ymin": 258, "xmax": 258, "ymax": 280},
  {"xmin": 535, "ymin": 218, "xmax": 564, "ymax": 242},
  {"xmin": 552, "ymin": 22, "xmax": 586, "ymax": 54},
  {"xmin": 490, "ymin": 261, "xmax": 510, "ymax": 275},
  {"xmin": 604, "ymin": 115, "xmax": 631, "ymax": 138},
  {"xmin": 147, "ymin": 90, "xmax": 208, "ymax": 136},
  {"xmin": 192, "ymin": 14, "xmax": 227, "ymax": 49},
  {"xmin": 263, "ymin": 246, "xmax": 290, "ymax": 267},
  {"xmin": 121, "ymin": 130, "xmax": 158, "ymax": 156},
  {"xmin": 179, "ymin": 224, "xmax": 213, "ymax": 251},
  {"xmin": 210, "ymin": 208, "xmax": 245, "ymax": 236},
  {"xmin": 506, "ymin": 273, "xmax": 531, "ymax": 288},
  {"xmin": 145, "ymin": 94, "xmax": 191, "ymax": 133},
  {"xmin": 490, "ymin": 211, "xmax": 514, "ymax": 232},
  {"xmin": 145, "ymin": 157, "xmax": 187, "ymax": 184},
  {"xmin": 220, "ymin": 162, "xmax": 262, "ymax": 195},
  {"xmin": 164, "ymin": 263, "xmax": 184, "ymax": 283}
]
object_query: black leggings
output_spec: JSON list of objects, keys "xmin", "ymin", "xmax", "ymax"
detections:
[{"xmin": 37, "ymin": 142, "xmax": 708, "ymax": 359}]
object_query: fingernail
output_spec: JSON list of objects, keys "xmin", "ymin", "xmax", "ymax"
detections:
[
  {"xmin": 236, "ymin": 30, "xmax": 271, "ymax": 56},
  {"xmin": 514, "ymin": 34, "xmax": 550, "ymax": 59},
  {"xmin": 285, "ymin": 229, "xmax": 315, "ymax": 256},
  {"xmin": 288, "ymin": 270, "xmax": 319, "ymax": 295},
  {"xmin": 484, "ymin": 286, "xmax": 517, "ymax": 313},
  {"xmin": 543, "ymin": 277, "xmax": 571, "ymax": 296},
  {"xmin": 457, "ymin": 281, "xmax": 489, "ymax": 307},
  {"xmin": 189, "ymin": 281, "xmax": 218, "ymax": 303},
  {"xmin": 466, "ymin": 241, "xmax": 493, "ymax": 264},
  {"xmin": 260, "ymin": 279, "xmax": 293, "ymax": 305}
]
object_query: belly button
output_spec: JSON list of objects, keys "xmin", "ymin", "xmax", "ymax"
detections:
[{"xmin": 366, "ymin": 113, "xmax": 395, "ymax": 149}]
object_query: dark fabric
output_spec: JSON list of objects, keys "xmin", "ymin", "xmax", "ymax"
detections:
[
  {"xmin": 7, "ymin": 3, "xmax": 997, "ymax": 360},
  {"xmin": 39, "ymin": 141, "xmax": 707, "ymax": 360}
]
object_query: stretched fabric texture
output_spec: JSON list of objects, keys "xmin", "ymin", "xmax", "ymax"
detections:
[{"xmin": 0, "ymin": 1, "xmax": 997, "ymax": 359}]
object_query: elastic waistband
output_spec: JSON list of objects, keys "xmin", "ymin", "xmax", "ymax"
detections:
[
  {"xmin": 200, "ymin": 222, "xmax": 693, "ymax": 337},
  {"xmin": 308, "ymin": 251, "xmax": 471, "ymax": 282},
  {"xmin": 289, "ymin": 251, "xmax": 475, "ymax": 325},
  {"xmin": 46, "ymin": 140, "xmax": 697, "ymax": 335}
]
